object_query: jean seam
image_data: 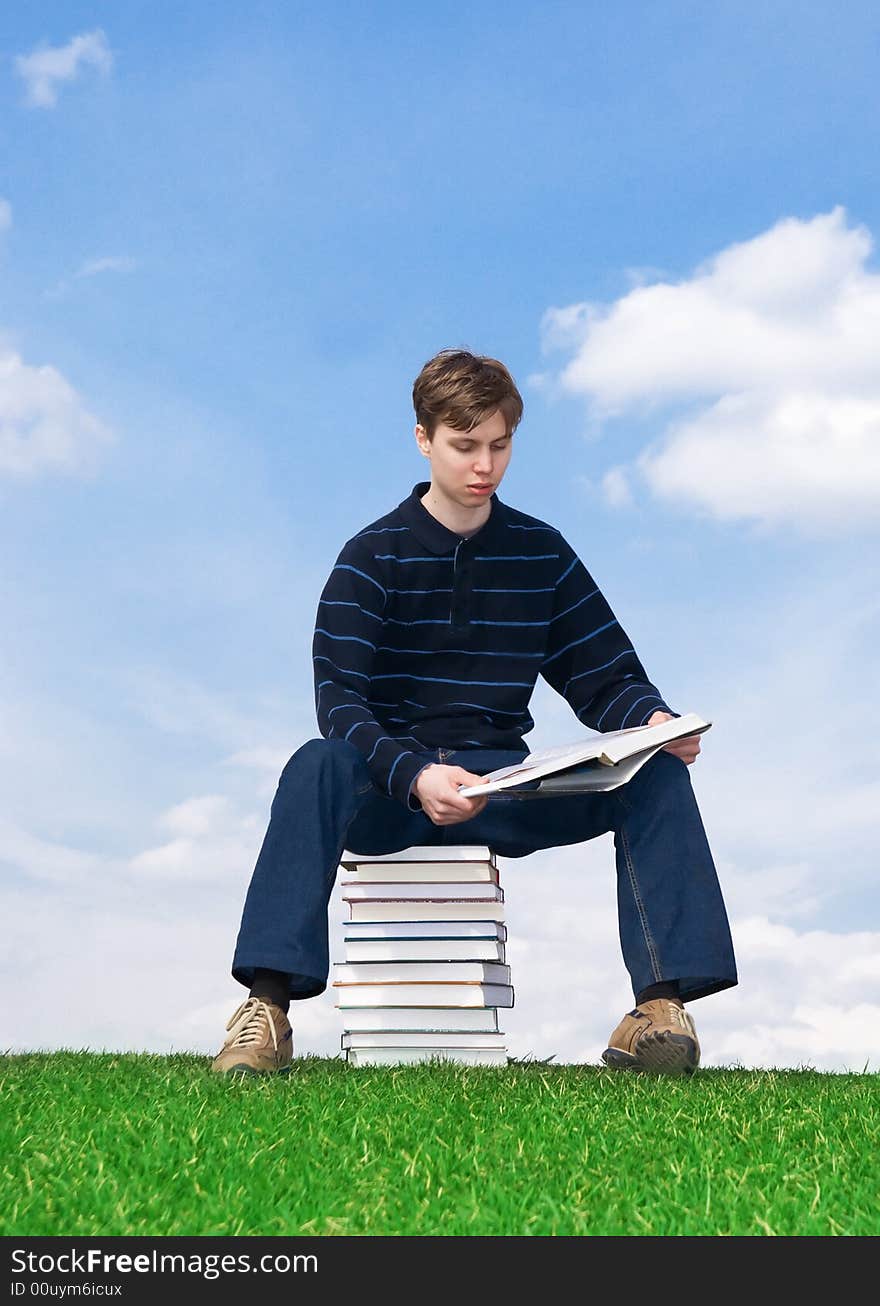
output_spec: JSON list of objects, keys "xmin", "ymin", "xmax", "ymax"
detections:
[{"xmin": 619, "ymin": 825, "xmax": 662, "ymax": 982}]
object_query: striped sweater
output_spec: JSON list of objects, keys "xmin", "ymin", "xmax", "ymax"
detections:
[{"xmin": 313, "ymin": 482, "xmax": 673, "ymax": 808}]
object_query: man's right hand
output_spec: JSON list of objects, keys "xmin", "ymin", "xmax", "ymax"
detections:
[{"xmin": 412, "ymin": 764, "xmax": 491, "ymax": 826}]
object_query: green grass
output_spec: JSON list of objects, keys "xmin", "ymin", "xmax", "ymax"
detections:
[{"xmin": 2, "ymin": 1053, "xmax": 878, "ymax": 1236}]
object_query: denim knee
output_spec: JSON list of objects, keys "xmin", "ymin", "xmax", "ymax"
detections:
[
  {"xmin": 616, "ymin": 748, "xmax": 690, "ymax": 810},
  {"xmin": 278, "ymin": 737, "xmax": 372, "ymax": 794}
]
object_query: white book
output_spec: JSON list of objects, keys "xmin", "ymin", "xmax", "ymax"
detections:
[
  {"xmin": 342, "ymin": 938, "xmax": 506, "ymax": 963},
  {"xmin": 342, "ymin": 846, "xmax": 494, "ymax": 865},
  {"xmin": 347, "ymin": 1048, "xmax": 508, "ymax": 1067},
  {"xmin": 341, "ymin": 881, "xmax": 504, "ymax": 902},
  {"xmin": 347, "ymin": 900, "xmax": 506, "ymax": 923},
  {"xmin": 342, "ymin": 1031, "xmax": 507, "ymax": 1049},
  {"xmin": 334, "ymin": 982, "xmax": 514, "ymax": 1008},
  {"xmin": 340, "ymin": 1006, "xmax": 500, "ymax": 1032},
  {"xmin": 343, "ymin": 862, "xmax": 499, "ymax": 883},
  {"xmin": 458, "ymin": 712, "xmax": 711, "ymax": 796},
  {"xmin": 341, "ymin": 847, "xmax": 498, "ymax": 882},
  {"xmin": 332, "ymin": 961, "xmax": 511, "ymax": 985},
  {"xmin": 344, "ymin": 920, "xmax": 507, "ymax": 941}
]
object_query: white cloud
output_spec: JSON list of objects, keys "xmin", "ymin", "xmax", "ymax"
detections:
[
  {"xmin": 0, "ymin": 345, "xmax": 112, "ymax": 478},
  {"xmin": 45, "ymin": 255, "xmax": 137, "ymax": 301},
  {"xmin": 638, "ymin": 390, "xmax": 880, "ymax": 529},
  {"xmin": 15, "ymin": 29, "xmax": 113, "ymax": 109},
  {"xmin": 601, "ymin": 465, "xmax": 633, "ymax": 508},
  {"xmin": 0, "ymin": 816, "xmax": 106, "ymax": 887},
  {"xmin": 541, "ymin": 208, "xmax": 880, "ymax": 532},
  {"xmin": 74, "ymin": 256, "xmax": 137, "ymax": 279},
  {"xmin": 129, "ymin": 794, "xmax": 263, "ymax": 882},
  {"xmin": 0, "ymin": 199, "xmax": 11, "ymax": 232}
]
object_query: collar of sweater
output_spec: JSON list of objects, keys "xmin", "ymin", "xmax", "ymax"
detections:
[{"xmin": 397, "ymin": 481, "xmax": 510, "ymax": 555}]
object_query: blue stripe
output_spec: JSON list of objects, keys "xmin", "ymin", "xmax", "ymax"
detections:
[
  {"xmin": 549, "ymin": 589, "xmax": 599, "ymax": 624},
  {"xmin": 344, "ymin": 720, "xmax": 370, "ymax": 741},
  {"xmin": 314, "ymin": 628, "xmax": 376, "ymax": 650},
  {"xmin": 327, "ymin": 703, "xmax": 370, "ymax": 718},
  {"xmin": 473, "ymin": 586, "xmax": 555, "ymax": 594},
  {"xmin": 354, "ymin": 527, "xmax": 408, "ymax": 538},
  {"xmin": 595, "ymin": 681, "xmax": 639, "ymax": 730},
  {"xmin": 474, "ymin": 554, "xmax": 559, "ymax": 562},
  {"xmin": 471, "ymin": 618, "xmax": 549, "ymax": 627},
  {"xmin": 386, "ymin": 750, "xmax": 414, "ymax": 793},
  {"xmin": 373, "ymin": 673, "xmax": 534, "ymax": 688},
  {"xmin": 375, "ymin": 555, "xmax": 451, "ymax": 563},
  {"xmin": 387, "ymin": 587, "xmax": 453, "ymax": 595},
  {"xmin": 377, "ymin": 645, "xmax": 543, "ymax": 659},
  {"xmin": 555, "ymin": 557, "xmax": 578, "ymax": 586},
  {"xmin": 404, "ymin": 698, "xmax": 527, "ymax": 718},
  {"xmin": 367, "ymin": 735, "xmax": 396, "ymax": 763},
  {"xmin": 334, "ymin": 564, "xmax": 386, "ymax": 598},
  {"xmin": 385, "ymin": 617, "xmax": 456, "ymax": 626},
  {"xmin": 313, "ymin": 656, "xmax": 370, "ymax": 681},
  {"xmin": 620, "ymin": 695, "xmax": 662, "ymax": 728},
  {"xmin": 542, "ymin": 620, "xmax": 618, "ymax": 668},
  {"xmin": 507, "ymin": 524, "xmax": 560, "ymax": 533},
  {"xmin": 319, "ymin": 600, "xmax": 382, "ymax": 622},
  {"xmin": 565, "ymin": 651, "xmax": 632, "ymax": 697}
]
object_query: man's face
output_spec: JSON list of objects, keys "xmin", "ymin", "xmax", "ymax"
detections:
[{"xmin": 415, "ymin": 409, "xmax": 513, "ymax": 509}]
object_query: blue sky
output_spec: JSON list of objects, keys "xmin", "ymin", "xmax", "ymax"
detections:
[{"xmin": 2, "ymin": 3, "xmax": 879, "ymax": 1069}]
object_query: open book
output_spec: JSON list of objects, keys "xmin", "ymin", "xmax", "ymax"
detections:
[{"xmin": 457, "ymin": 712, "xmax": 710, "ymax": 797}]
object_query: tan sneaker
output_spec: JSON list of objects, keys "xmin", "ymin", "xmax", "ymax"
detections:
[
  {"xmin": 211, "ymin": 996, "xmax": 293, "ymax": 1076},
  {"xmin": 601, "ymin": 998, "xmax": 700, "ymax": 1075}
]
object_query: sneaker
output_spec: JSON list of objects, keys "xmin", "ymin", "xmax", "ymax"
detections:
[
  {"xmin": 601, "ymin": 998, "xmax": 700, "ymax": 1075},
  {"xmin": 211, "ymin": 996, "xmax": 293, "ymax": 1076}
]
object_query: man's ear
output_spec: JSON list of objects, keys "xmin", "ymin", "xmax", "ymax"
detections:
[{"xmin": 414, "ymin": 424, "xmax": 431, "ymax": 458}]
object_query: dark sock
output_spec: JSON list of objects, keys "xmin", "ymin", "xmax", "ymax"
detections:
[
  {"xmin": 250, "ymin": 968, "xmax": 291, "ymax": 1014},
  {"xmin": 636, "ymin": 981, "xmax": 682, "ymax": 1006}
]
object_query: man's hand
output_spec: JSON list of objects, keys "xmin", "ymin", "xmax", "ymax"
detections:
[
  {"xmin": 413, "ymin": 764, "xmax": 491, "ymax": 826},
  {"xmin": 646, "ymin": 710, "xmax": 702, "ymax": 765}
]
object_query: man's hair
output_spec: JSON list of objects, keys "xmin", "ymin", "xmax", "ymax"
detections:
[{"xmin": 412, "ymin": 349, "xmax": 524, "ymax": 439}]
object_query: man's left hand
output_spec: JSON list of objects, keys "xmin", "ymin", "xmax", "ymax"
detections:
[{"xmin": 646, "ymin": 710, "xmax": 702, "ymax": 765}]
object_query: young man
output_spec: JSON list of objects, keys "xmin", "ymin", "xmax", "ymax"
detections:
[{"xmin": 212, "ymin": 350, "xmax": 737, "ymax": 1076}]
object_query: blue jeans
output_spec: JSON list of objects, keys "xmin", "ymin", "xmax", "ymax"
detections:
[{"xmin": 232, "ymin": 739, "xmax": 737, "ymax": 1005}]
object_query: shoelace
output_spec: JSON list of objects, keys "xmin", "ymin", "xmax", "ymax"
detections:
[
  {"xmin": 667, "ymin": 1004, "xmax": 696, "ymax": 1036},
  {"xmin": 223, "ymin": 997, "xmax": 280, "ymax": 1051}
]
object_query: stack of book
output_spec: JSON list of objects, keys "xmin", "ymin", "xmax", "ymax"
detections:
[{"xmin": 333, "ymin": 845, "xmax": 512, "ymax": 1066}]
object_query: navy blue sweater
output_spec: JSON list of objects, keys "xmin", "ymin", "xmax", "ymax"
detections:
[{"xmin": 313, "ymin": 482, "xmax": 673, "ymax": 808}]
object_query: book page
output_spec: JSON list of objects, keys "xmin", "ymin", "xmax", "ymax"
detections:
[{"xmin": 457, "ymin": 712, "xmax": 710, "ymax": 796}]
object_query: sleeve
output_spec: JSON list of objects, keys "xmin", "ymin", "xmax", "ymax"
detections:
[
  {"xmin": 312, "ymin": 541, "xmax": 431, "ymax": 808},
  {"xmin": 539, "ymin": 538, "xmax": 676, "ymax": 732}
]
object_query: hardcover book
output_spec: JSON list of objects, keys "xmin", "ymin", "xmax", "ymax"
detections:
[
  {"xmin": 343, "ymin": 920, "xmax": 507, "ymax": 941},
  {"xmin": 457, "ymin": 712, "xmax": 711, "ymax": 796},
  {"xmin": 342, "ymin": 937, "xmax": 506, "ymax": 963},
  {"xmin": 332, "ymin": 961, "xmax": 511, "ymax": 985},
  {"xmin": 347, "ymin": 1047, "xmax": 507, "ymax": 1066},
  {"xmin": 347, "ymin": 900, "xmax": 507, "ymax": 923},
  {"xmin": 342, "ymin": 1030, "xmax": 507, "ymax": 1049},
  {"xmin": 338, "ymin": 1006, "xmax": 501, "ymax": 1032},
  {"xmin": 333, "ymin": 981, "xmax": 515, "ymax": 1008},
  {"xmin": 341, "ymin": 881, "xmax": 504, "ymax": 902},
  {"xmin": 341, "ymin": 846, "xmax": 498, "ymax": 882}
]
